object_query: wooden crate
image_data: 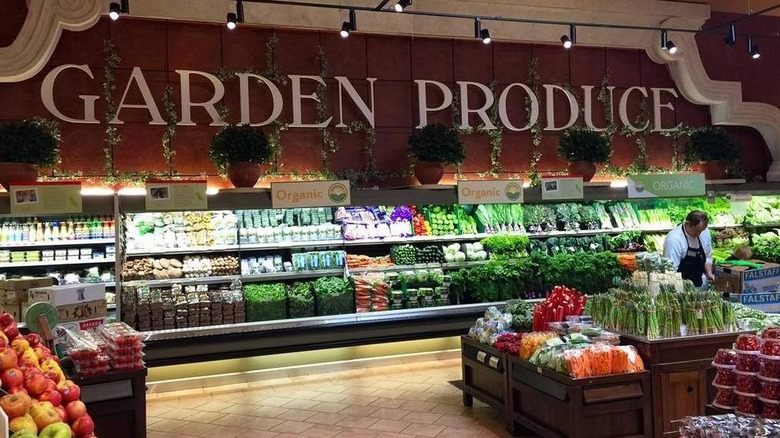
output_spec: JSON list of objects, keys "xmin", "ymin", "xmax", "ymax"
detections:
[
  {"xmin": 460, "ymin": 336, "xmax": 509, "ymax": 418},
  {"xmin": 620, "ymin": 332, "xmax": 743, "ymax": 438},
  {"xmin": 507, "ymin": 355, "xmax": 652, "ymax": 438}
]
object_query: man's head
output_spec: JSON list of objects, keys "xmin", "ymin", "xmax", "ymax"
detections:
[{"xmin": 684, "ymin": 210, "xmax": 709, "ymax": 237}]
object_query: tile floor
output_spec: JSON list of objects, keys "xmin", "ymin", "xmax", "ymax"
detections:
[{"xmin": 146, "ymin": 355, "xmax": 516, "ymax": 438}]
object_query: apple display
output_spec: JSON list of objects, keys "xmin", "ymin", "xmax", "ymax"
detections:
[
  {"xmin": 38, "ymin": 422, "xmax": 72, "ymax": 438},
  {"xmin": 58, "ymin": 381, "xmax": 81, "ymax": 404},
  {"xmin": 24, "ymin": 373, "xmax": 47, "ymax": 395},
  {"xmin": 39, "ymin": 389, "xmax": 62, "ymax": 407},
  {"xmin": 64, "ymin": 401, "xmax": 86, "ymax": 421},
  {"xmin": 30, "ymin": 401, "xmax": 61, "ymax": 431},
  {"xmin": 0, "ymin": 347, "xmax": 18, "ymax": 370}
]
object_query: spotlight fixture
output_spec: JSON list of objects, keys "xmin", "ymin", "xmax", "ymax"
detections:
[
  {"xmin": 226, "ymin": 0, "xmax": 244, "ymax": 30},
  {"xmin": 561, "ymin": 24, "xmax": 576, "ymax": 49},
  {"xmin": 108, "ymin": 0, "xmax": 129, "ymax": 20},
  {"xmin": 340, "ymin": 9, "xmax": 356, "ymax": 38},
  {"xmin": 748, "ymin": 35, "xmax": 761, "ymax": 59},
  {"xmin": 661, "ymin": 30, "xmax": 677, "ymax": 54},
  {"xmin": 474, "ymin": 18, "xmax": 491, "ymax": 44},
  {"xmin": 724, "ymin": 22, "xmax": 737, "ymax": 46},
  {"xmin": 394, "ymin": 0, "xmax": 411, "ymax": 12}
]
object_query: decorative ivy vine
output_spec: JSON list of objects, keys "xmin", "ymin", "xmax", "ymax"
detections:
[
  {"xmin": 526, "ymin": 56, "xmax": 543, "ymax": 186},
  {"xmin": 161, "ymin": 85, "xmax": 177, "ymax": 177},
  {"xmin": 102, "ymin": 40, "xmax": 121, "ymax": 181}
]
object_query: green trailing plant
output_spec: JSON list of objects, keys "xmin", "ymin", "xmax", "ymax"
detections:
[
  {"xmin": 209, "ymin": 124, "xmax": 271, "ymax": 175},
  {"xmin": 408, "ymin": 124, "xmax": 465, "ymax": 165},
  {"xmin": 102, "ymin": 39, "xmax": 121, "ymax": 178},
  {"xmin": 685, "ymin": 126, "xmax": 742, "ymax": 162},
  {"xmin": 558, "ymin": 125, "xmax": 611, "ymax": 164},
  {"xmin": 161, "ymin": 85, "xmax": 177, "ymax": 177},
  {"xmin": 0, "ymin": 118, "xmax": 61, "ymax": 167},
  {"xmin": 527, "ymin": 56, "xmax": 543, "ymax": 186}
]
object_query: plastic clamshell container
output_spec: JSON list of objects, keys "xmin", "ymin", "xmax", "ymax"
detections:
[
  {"xmin": 713, "ymin": 349, "xmax": 739, "ymax": 366},
  {"xmin": 736, "ymin": 334, "xmax": 762, "ymax": 352},
  {"xmin": 737, "ymin": 354, "xmax": 762, "ymax": 373}
]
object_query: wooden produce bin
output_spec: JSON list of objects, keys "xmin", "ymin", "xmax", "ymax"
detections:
[
  {"xmin": 619, "ymin": 332, "xmax": 742, "ymax": 438},
  {"xmin": 507, "ymin": 355, "xmax": 652, "ymax": 438},
  {"xmin": 70, "ymin": 368, "xmax": 148, "ymax": 438},
  {"xmin": 460, "ymin": 336, "xmax": 510, "ymax": 424}
]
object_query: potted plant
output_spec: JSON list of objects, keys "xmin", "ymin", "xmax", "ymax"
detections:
[
  {"xmin": 407, "ymin": 124, "xmax": 465, "ymax": 185},
  {"xmin": 557, "ymin": 126, "xmax": 610, "ymax": 182},
  {"xmin": 685, "ymin": 127, "xmax": 742, "ymax": 180},
  {"xmin": 209, "ymin": 124, "xmax": 271, "ymax": 188},
  {"xmin": 0, "ymin": 118, "xmax": 61, "ymax": 190}
]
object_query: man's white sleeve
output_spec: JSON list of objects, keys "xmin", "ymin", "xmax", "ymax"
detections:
[
  {"xmin": 663, "ymin": 231, "xmax": 684, "ymax": 270},
  {"xmin": 702, "ymin": 228, "xmax": 714, "ymax": 265}
]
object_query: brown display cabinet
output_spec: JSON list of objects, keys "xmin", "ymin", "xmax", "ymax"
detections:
[
  {"xmin": 507, "ymin": 355, "xmax": 652, "ymax": 438},
  {"xmin": 619, "ymin": 332, "xmax": 743, "ymax": 438},
  {"xmin": 460, "ymin": 336, "xmax": 510, "ymax": 428},
  {"xmin": 70, "ymin": 368, "xmax": 148, "ymax": 438}
]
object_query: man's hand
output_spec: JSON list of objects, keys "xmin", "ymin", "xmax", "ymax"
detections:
[{"xmin": 706, "ymin": 271, "xmax": 716, "ymax": 282}]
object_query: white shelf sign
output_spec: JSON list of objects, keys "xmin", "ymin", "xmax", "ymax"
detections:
[
  {"xmin": 271, "ymin": 180, "xmax": 351, "ymax": 208},
  {"xmin": 541, "ymin": 177, "xmax": 583, "ymax": 200},
  {"xmin": 10, "ymin": 182, "xmax": 82, "ymax": 215},
  {"xmin": 145, "ymin": 180, "xmax": 207, "ymax": 211},
  {"xmin": 457, "ymin": 180, "xmax": 523, "ymax": 205}
]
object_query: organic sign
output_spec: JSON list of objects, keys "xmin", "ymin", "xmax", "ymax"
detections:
[
  {"xmin": 627, "ymin": 173, "xmax": 705, "ymax": 198},
  {"xmin": 457, "ymin": 180, "xmax": 523, "ymax": 204},
  {"xmin": 10, "ymin": 182, "xmax": 82, "ymax": 215},
  {"xmin": 541, "ymin": 177, "xmax": 583, "ymax": 200},
  {"xmin": 145, "ymin": 180, "xmax": 208, "ymax": 211},
  {"xmin": 271, "ymin": 180, "xmax": 351, "ymax": 208}
]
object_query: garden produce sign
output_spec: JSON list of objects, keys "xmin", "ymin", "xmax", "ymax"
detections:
[
  {"xmin": 627, "ymin": 173, "xmax": 705, "ymax": 198},
  {"xmin": 145, "ymin": 180, "xmax": 207, "ymax": 211},
  {"xmin": 271, "ymin": 180, "xmax": 351, "ymax": 208},
  {"xmin": 541, "ymin": 177, "xmax": 583, "ymax": 200},
  {"xmin": 457, "ymin": 180, "xmax": 523, "ymax": 205}
]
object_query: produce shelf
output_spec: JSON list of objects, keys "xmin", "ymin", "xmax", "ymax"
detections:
[
  {"xmin": 0, "ymin": 258, "xmax": 115, "ymax": 268},
  {"xmin": 141, "ymin": 301, "xmax": 502, "ymax": 366},
  {"xmin": 126, "ymin": 244, "xmax": 240, "ymax": 256},
  {"xmin": 239, "ymin": 239, "xmax": 345, "ymax": 250},
  {"xmin": 122, "ymin": 269, "xmax": 345, "ymax": 288},
  {"xmin": 0, "ymin": 238, "xmax": 115, "ymax": 249}
]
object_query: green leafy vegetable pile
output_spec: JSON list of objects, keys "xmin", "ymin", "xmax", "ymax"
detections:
[
  {"xmin": 244, "ymin": 283, "xmax": 287, "ymax": 321},
  {"xmin": 481, "ymin": 235, "xmax": 530, "ymax": 259},
  {"xmin": 751, "ymin": 232, "xmax": 780, "ymax": 262},
  {"xmin": 504, "ymin": 300, "xmax": 534, "ymax": 331},
  {"xmin": 313, "ymin": 276, "xmax": 354, "ymax": 315},
  {"xmin": 288, "ymin": 281, "xmax": 315, "ymax": 318}
]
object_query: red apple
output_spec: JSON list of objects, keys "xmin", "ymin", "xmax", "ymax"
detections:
[
  {"xmin": 24, "ymin": 373, "xmax": 47, "ymax": 395},
  {"xmin": 0, "ymin": 348, "xmax": 17, "ymax": 370},
  {"xmin": 25, "ymin": 333, "xmax": 40, "ymax": 348},
  {"xmin": 39, "ymin": 389, "xmax": 62, "ymax": 407},
  {"xmin": 58, "ymin": 381, "xmax": 81, "ymax": 404},
  {"xmin": 1, "ymin": 367, "xmax": 24, "ymax": 389},
  {"xmin": 44, "ymin": 379, "xmax": 57, "ymax": 393},
  {"xmin": 43, "ymin": 370, "xmax": 61, "ymax": 384},
  {"xmin": 54, "ymin": 405, "xmax": 68, "ymax": 422},
  {"xmin": 8, "ymin": 386, "xmax": 27, "ymax": 395},
  {"xmin": 72, "ymin": 414, "xmax": 95, "ymax": 438},
  {"xmin": 3, "ymin": 322, "xmax": 19, "ymax": 340},
  {"xmin": 65, "ymin": 400, "xmax": 86, "ymax": 421},
  {"xmin": 0, "ymin": 392, "xmax": 32, "ymax": 419},
  {"xmin": 0, "ymin": 312, "xmax": 14, "ymax": 327}
]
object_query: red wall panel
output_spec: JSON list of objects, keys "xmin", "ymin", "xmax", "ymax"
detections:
[{"xmin": 0, "ymin": 14, "xmax": 772, "ymax": 184}]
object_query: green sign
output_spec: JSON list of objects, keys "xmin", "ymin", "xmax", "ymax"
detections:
[
  {"xmin": 10, "ymin": 182, "xmax": 82, "ymax": 215},
  {"xmin": 145, "ymin": 180, "xmax": 208, "ymax": 211},
  {"xmin": 541, "ymin": 177, "xmax": 583, "ymax": 200},
  {"xmin": 627, "ymin": 173, "xmax": 705, "ymax": 198}
]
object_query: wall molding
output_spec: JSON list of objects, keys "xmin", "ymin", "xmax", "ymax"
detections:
[{"xmin": 0, "ymin": 0, "xmax": 102, "ymax": 83}]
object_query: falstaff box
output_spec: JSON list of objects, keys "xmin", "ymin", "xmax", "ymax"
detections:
[
  {"xmin": 714, "ymin": 260, "xmax": 780, "ymax": 295},
  {"xmin": 27, "ymin": 283, "xmax": 106, "ymax": 307}
]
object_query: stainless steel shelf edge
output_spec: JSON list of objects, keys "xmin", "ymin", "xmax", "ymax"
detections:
[
  {"xmin": 0, "ymin": 238, "xmax": 115, "ymax": 249},
  {"xmin": 0, "ymin": 258, "xmax": 116, "ymax": 268}
]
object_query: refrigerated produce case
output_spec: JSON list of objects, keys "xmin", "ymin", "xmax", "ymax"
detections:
[{"xmin": 1, "ymin": 181, "xmax": 779, "ymax": 367}]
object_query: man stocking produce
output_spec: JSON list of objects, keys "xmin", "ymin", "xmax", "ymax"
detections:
[{"xmin": 663, "ymin": 210, "xmax": 714, "ymax": 288}]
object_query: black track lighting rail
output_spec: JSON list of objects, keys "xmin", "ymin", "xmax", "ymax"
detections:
[{"xmin": 701, "ymin": 2, "xmax": 780, "ymax": 32}]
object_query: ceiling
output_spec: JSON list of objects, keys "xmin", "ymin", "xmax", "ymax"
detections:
[{"xmin": 670, "ymin": 0, "xmax": 780, "ymax": 17}]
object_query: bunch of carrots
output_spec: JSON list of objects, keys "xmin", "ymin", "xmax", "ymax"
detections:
[{"xmin": 564, "ymin": 345, "xmax": 645, "ymax": 378}]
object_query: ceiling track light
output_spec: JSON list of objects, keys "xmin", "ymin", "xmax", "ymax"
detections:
[
  {"xmin": 661, "ymin": 29, "xmax": 677, "ymax": 54},
  {"xmin": 226, "ymin": 0, "xmax": 244, "ymax": 29},
  {"xmin": 561, "ymin": 24, "xmax": 576, "ymax": 49},
  {"xmin": 748, "ymin": 35, "xmax": 761, "ymax": 59},
  {"xmin": 108, "ymin": 0, "xmax": 129, "ymax": 20},
  {"xmin": 724, "ymin": 22, "xmax": 737, "ymax": 46},
  {"xmin": 394, "ymin": 0, "xmax": 411, "ymax": 12},
  {"xmin": 474, "ymin": 18, "xmax": 491, "ymax": 44},
  {"xmin": 340, "ymin": 9, "xmax": 356, "ymax": 38}
]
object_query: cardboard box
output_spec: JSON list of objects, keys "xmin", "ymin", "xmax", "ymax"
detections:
[
  {"xmin": 0, "ymin": 277, "xmax": 55, "ymax": 291},
  {"xmin": 0, "ymin": 305, "xmax": 21, "ymax": 322},
  {"xmin": 733, "ymin": 293, "xmax": 780, "ymax": 313},
  {"xmin": 714, "ymin": 260, "xmax": 780, "ymax": 294},
  {"xmin": 28, "ymin": 283, "xmax": 105, "ymax": 307},
  {"xmin": 3, "ymin": 290, "xmax": 27, "ymax": 305},
  {"xmin": 57, "ymin": 300, "xmax": 107, "ymax": 323}
]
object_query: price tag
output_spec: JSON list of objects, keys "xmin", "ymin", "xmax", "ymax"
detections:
[
  {"xmin": 476, "ymin": 351, "xmax": 487, "ymax": 362},
  {"xmin": 696, "ymin": 309, "xmax": 703, "ymax": 319},
  {"xmin": 488, "ymin": 357, "xmax": 499, "ymax": 368},
  {"xmin": 537, "ymin": 367, "xmax": 543, "ymax": 374}
]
